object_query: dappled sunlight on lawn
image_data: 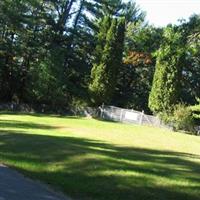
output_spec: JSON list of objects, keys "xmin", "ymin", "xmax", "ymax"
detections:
[{"xmin": 0, "ymin": 113, "xmax": 200, "ymax": 200}]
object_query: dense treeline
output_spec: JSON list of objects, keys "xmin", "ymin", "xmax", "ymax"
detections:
[
  {"xmin": 0, "ymin": 0, "xmax": 200, "ymax": 119},
  {"xmin": 0, "ymin": 0, "xmax": 142, "ymax": 109}
]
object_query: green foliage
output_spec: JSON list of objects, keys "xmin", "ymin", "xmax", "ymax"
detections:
[
  {"xmin": 0, "ymin": 0, "xmax": 200, "ymax": 114},
  {"xmin": 180, "ymin": 15, "xmax": 200, "ymax": 104},
  {"xmin": 94, "ymin": 16, "xmax": 112, "ymax": 66},
  {"xmin": 149, "ymin": 27, "xmax": 185, "ymax": 113},
  {"xmin": 189, "ymin": 100, "xmax": 200, "ymax": 124},
  {"xmin": 190, "ymin": 104, "xmax": 200, "ymax": 112},
  {"xmin": 28, "ymin": 56, "xmax": 68, "ymax": 106},
  {"xmin": 172, "ymin": 104, "xmax": 194, "ymax": 132},
  {"xmin": 89, "ymin": 17, "xmax": 125, "ymax": 105},
  {"xmin": 0, "ymin": 0, "xmax": 136, "ymax": 109},
  {"xmin": 159, "ymin": 104, "xmax": 194, "ymax": 132},
  {"xmin": 115, "ymin": 23, "xmax": 163, "ymax": 112}
]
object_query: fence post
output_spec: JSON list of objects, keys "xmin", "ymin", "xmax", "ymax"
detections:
[
  {"xmin": 157, "ymin": 116, "xmax": 161, "ymax": 127},
  {"xmin": 140, "ymin": 110, "xmax": 144, "ymax": 125},
  {"xmin": 101, "ymin": 103, "xmax": 105, "ymax": 119},
  {"xmin": 120, "ymin": 109, "xmax": 123, "ymax": 122},
  {"xmin": 110, "ymin": 111, "xmax": 113, "ymax": 120}
]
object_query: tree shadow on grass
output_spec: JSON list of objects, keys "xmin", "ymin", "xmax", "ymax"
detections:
[
  {"xmin": 0, "ymin": 124, "xmax": 200, "ymax": 200},
  {"xmin": 0, "ymin": 111, "xmax": 84, "ymax": 119},
  {"xmin": 0, "ymin": 120, "xmax": 56, "ymax": 130}
]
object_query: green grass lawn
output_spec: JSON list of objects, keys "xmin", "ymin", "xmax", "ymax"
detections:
[{"xmin": 0, "ymin": 113, "xmax": 200, "ymax": 200}]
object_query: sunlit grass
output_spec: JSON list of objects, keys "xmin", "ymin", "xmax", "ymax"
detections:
[{"xmin": 0, "ymin": 113, "xmax": 200, "ymax": 200}]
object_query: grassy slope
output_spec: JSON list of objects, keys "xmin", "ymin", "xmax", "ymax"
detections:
[{"xmin": 0, "ymin": 113, "xmax": 200, "ymax": 200}]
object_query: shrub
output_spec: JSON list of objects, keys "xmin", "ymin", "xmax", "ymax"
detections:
[
  {"xmin": 189, "ymin": 100, "xmax": 200, "ymax": 125},
  {"xmin": 172, "ymin": 104, "xmax": 194, "ymax": 132},
  {"xmin": 159, "ymin": 103, "xmax": 194, "ymax": 132}
]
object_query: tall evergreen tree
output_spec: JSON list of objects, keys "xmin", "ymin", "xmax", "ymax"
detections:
[
  {"xmin": 148, "ymin": 27, "xmax": 185, "ymax": 113},
  {"xmin": 89, "ymin": 17, "xmax": 125, "ymax": 105},
  {"xmin": 94, "ymin": 16, "xmax": 112, "ymax": 66}
]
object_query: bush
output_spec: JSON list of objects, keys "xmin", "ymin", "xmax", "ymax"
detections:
[
  {"xmin": 69, "ymin": 97, "xmax": 89, "ymax": 115},
  {"xmin": 172, "ymin": 104, "xmax": 194, "ymax": 132},
  {"xmin": 189, "ymin": 100, "xmax": 200, "ymax": 125},
  {"xmin": 159, "ymin": 104, "xmax": 194, "ymax": 132}
]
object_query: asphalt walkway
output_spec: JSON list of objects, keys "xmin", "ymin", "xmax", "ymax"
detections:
[{"xmin": 0, "ymin": 164, "xmax": 70, "ymax": 200}]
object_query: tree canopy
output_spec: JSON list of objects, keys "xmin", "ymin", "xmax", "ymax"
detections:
[{"xmin": 0, "ymin": 0, "xmax": 200, "ymax": 115}]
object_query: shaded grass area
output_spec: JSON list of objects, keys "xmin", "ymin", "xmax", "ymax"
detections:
[{"xmin": 0, "ymin": 113, "xmax": 200, "ymax": 200}]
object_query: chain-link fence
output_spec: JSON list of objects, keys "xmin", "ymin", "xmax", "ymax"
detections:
[
  {"xmin": 74, "ymin": 105, "xmax": 173, "ymax": 129},
  {"xmin": 98, "ymin": 105, "xmax": 165, "ymax": 127}
]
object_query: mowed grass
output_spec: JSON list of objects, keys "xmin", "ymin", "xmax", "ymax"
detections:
[{"xmin": 0, "ymin": 113, "xmax": 200, "ymax": 200}]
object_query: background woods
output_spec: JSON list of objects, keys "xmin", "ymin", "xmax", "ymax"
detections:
[{"xmin": 0, "ymin": 0, "xmax": 200, "ymax": 120}]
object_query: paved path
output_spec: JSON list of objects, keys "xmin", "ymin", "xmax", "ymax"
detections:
[{"xmin": 0, "ymin": 164, "xmax": 70, "ymax": 200}]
